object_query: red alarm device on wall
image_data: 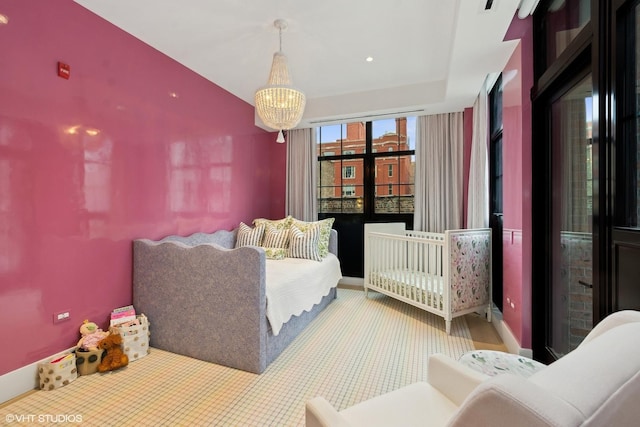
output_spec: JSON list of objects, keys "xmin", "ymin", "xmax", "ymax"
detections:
[{"xmin": 57, "ymin": 61, "xmax": 70, "ymax": 79}]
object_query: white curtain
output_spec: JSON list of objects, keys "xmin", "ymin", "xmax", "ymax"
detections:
[
  {"xmin": 466, "ymin": 88, "xmax": 490, "ymax": 229},
  {"xmin": 560, "ymin": 99, "xmax": 588, "ymax": 232},
  {"xmin": 285, "ymin": 128, "xmax": 317, "ymax": 221},
  {"xmin": 414, "ymin": 112, "xmax": 464, "ymax": 233}
]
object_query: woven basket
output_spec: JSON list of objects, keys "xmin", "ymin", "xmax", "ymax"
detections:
[
  {"xmin": 38, "ymin": 353, "xmax": 77, "ymax": 390},
  {"xmin": 109, "ymin": 314, "xmax": 151, "ymax": 361}
]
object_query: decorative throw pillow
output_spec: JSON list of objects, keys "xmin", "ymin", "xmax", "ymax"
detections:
[
  {"xmin": 288, "ymin": 225, "xmax": 322, "ymax": 261},
  {"xmin": 235, "ymin": 222, "xmax": 265, "ymax": 248},
  {"xmin": 253, "ymin": 216, "xmax": 294, "ymax": 231},
  {"xmin": 262, "ymin": 224, "xmax": 290, "ymax": 249},
  {"xmin": 291, "ymin": 217, "xmax": 335, "ymax": 258},
  {"xmin": 262, "ymin": 247, "xmax": 287, "ymax": 260}
]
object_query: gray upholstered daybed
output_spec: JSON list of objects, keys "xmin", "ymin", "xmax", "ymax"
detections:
[{"xmin": 132, "ymin": 227, "xmax": 341, "ymax": 374}]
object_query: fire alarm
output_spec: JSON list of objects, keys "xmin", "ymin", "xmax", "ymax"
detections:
[{"xmin": 57, "ymin": 62, "xmax": 70, "ymax": 79}]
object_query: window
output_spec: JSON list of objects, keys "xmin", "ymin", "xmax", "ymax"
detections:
[
  {"xmin": 343, "ymin": 185, "xmax": 356, "ymax": 196},
  {"xmin": 490, "ymin": 75, "xmax": 504, "ymax": 214},
  {"xmin": 541, "ymin": 0, "xmax": 591, "ymax": 73},
  {"xmin": 343, "ymin": 165, "xmax": 356, "ymax": 179},
  {"xmin": 317, "ymin": 117, "xmax": 416, "ymax": 214},
  {"xmin": 488, "ymin": 73, "xmax": 504, "ymax": 314}
]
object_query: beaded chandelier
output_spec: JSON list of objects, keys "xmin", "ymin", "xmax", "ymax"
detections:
[{"xmin": 254, "ymin": 19, "xmax": 306, "ymax": 143}]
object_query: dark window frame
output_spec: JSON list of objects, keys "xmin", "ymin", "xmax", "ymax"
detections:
[
  {"xmin": 317, "ymin": 120, "xmax": 415, "ymax": 217},
  {"xmin": 489, "ymin": 75, "xmax": 504, "ymax": 215}
]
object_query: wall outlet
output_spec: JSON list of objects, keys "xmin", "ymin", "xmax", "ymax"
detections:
[{"xmin": 53, "ymin": 310, "xmax": 70, "ymax": 324}]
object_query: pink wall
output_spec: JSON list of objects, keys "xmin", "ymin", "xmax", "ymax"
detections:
[
  {"xmin": 0, "ymin": 1, "xmax": 284, "ymax": 375},
  {"xmin": 502, "ymin": 16, "xmax": 534, "ymax": 348}
]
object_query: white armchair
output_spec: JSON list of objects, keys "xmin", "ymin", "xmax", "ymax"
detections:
[
  {"xmin": 306, "ymin": 310, "xmax": 640, "ymax": 427},
  {"xmin": 306, "ymin": 354, "xmax": 487, "ymax": 427}
]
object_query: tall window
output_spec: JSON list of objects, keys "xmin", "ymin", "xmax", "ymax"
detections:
[
  {"xmin": 617, "ymin": 3, "xmax": 639, "ymax": 227},
  {"xmin": 317, "ymin": 117, "xmax": 416, "ymax": 215},
  {"xmin": 489, "ymin": 74, "xmax": 504, "ymax": 313},
  {"xmin": 490, "ymin": 75, "xmax": 504, "ymax": 215}
]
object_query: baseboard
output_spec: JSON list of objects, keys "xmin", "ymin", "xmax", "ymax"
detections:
[
  {"xmin": 0, "ymin": 346, "xmax": 76, "ymax": 404},
  {"xmin": 491, "ymin": 307, "xmax": 533, "ymax": 358},
  {"xmin": 338, "ymin": 276, "xmax": 364, "ymax": 290}
]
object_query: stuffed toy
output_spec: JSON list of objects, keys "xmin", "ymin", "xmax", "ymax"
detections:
[
  {"xmin": 77, "ymin": 320, "xmax": 109, "ymax": 351},
  {"xmin": 97, "ymin": 333, "xmax": 129, "ymax": 372}
]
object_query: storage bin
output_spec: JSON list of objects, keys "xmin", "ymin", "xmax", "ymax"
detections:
[
  {"xmin": 75, "ymin": 348, "xmax": 103, "ymax": 376},
  {"xmin": 38, "ymin": 353, "xmax": 77, "ymax": 390},
  {"xmin": 109, "ymin": 314, "xmax": 150, "ymax": 361}
]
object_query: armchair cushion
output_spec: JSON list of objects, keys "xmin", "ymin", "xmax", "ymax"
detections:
[
  {"xmin": 339, "ymin": 382, "xmax": 456, "ymax": 427},
  {"xmin": 306, "ymin": 397, "xmax": 352, "ymax": 427},
  {"xmin": 427, "ymin": 353, "xmax": 488, "ymax": 406},
  {"xmin": 449, "ymin": 375, "xmax": 582, "ymax": 427},
  {"xmin": 578, "ymin": 309, "xmax": 640, "ymax": 348},
  {"xmin": 528, "ymin": 322, "xmax": 640, "ymax": 426}
]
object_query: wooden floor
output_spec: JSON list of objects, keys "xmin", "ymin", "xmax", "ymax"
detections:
[
  {"xmin": 465, "ymin": 312, "xmax": 508, "ymax": 352},
  {"xmin": 339, "ymin": 283, "xmax": 508, "ymax": 352}
]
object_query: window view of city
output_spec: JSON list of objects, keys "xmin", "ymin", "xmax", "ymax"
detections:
[{"xmin": 316, "ymin": 117, "xmax": 416, "ymax": 214}]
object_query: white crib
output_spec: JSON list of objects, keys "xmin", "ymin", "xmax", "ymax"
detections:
[{"xmin": 364, "ymin": 223, "xmax": 492, "ymax": 334}]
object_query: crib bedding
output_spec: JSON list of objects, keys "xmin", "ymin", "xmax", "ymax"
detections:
[
  {"xmin": 265, "ymin": 253, "xmax": 342, "ymax": 336},
  {"xmin": 370, "ymin": 270, "xmax": 445, "ymax": 309}
]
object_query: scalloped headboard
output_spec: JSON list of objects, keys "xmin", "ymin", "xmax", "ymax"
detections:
[{"xmin": 156, "ymin": 229, "xmax": 238, "ymax": 249}]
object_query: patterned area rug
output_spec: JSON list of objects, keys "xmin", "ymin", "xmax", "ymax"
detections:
[{"xmin": 1, "ymin": 289, "xmax": 474, "ymax": 426}]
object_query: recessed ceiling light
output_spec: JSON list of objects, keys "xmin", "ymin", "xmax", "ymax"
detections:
[
  {"xmin": 0, "ymin": 14, "xmax": 9, "ymax": 25},
  {"xmin": 366, "ymin": 56, "xmax": 374, "ymax": 62}
]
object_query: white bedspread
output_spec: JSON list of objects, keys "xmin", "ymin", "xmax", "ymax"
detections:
[{"xmin": 265, "ymin": 253, "xmax": 342, "ymax": 336}]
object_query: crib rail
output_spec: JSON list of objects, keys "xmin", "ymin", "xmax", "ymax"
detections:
[{"xmin": 364, "ymin": 230, "xmax": 449, "ymax": 317}]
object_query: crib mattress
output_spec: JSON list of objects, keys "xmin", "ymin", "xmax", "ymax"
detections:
[{"xmin": 369, "ymin": 270, "xmax": 445, "ymax": 309}]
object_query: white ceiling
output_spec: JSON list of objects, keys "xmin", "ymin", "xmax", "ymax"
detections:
[{"xmin": 73, "ymin": 0, "xmax": 523, "ymax": 130}]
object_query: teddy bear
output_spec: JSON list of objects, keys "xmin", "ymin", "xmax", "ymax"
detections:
[
  {"xmin": 97, "ymin": 333, "xmax": 129, "ymax": 372},
  {"xmin": 77, "ymin": 320, "xmax": 109, "ymax": 351}
]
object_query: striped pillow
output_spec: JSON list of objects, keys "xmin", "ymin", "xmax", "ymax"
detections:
[
  {"xmin": 262, "ymin": 224, "xmax": 290, "ymax": 249},
  {"xmin": 235, "ymin": 222, "xmax": 265, "ymax": 248},
  {"xmin": 291, "ymin": 217, "xmax": 335, "ymax": 258},
  {"xmin": 288, "ymin": 225, "xmax": 321, "ymax": 261}
]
